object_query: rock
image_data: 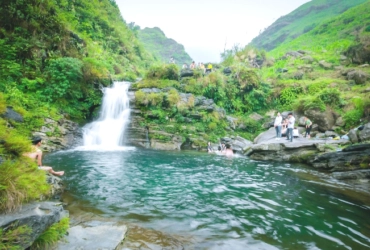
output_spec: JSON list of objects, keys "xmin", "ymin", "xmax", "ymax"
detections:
[
  {"xmin": 223, "ymin": 67, "xmax": 232, "ymax": 75},
  {"xmin": 319, "ymin": 60, "xmax": 332, "ymax": 70},
  {"xmin": 359, "ymin": 64, "xmax": 369, "ymax": 68},
  {"xmin": 347, "ymin": 70, "xmax": 368, "ymax": 84},
  {"xmin": 362, "ymin": 88, "xmax": 370, "ymax": 93},
  {"xmin": 304, "ymin": 109, "xmax": 335, "ymax": 132},
  {"xmin": 359, "ymin": 123, "xmax": 370, "ymax": 142},
  {"xmin": 298, "ymin": 116, "xmax": 306, "ymax": 126},
  {"xmin": 332, "ymin": 169, "xmax": 370, "ymax": 180},
  {"xmin": 293, "ymin": 71, "xmax": 304, "ymax": 80},
  {"xmin": 277, "ymin": 68, "xmax": 288, "ymax": 73},
  {"xmin": 262, "ymin": 119, "xmax": 274, "ymax": 129},
  {"xmin": 325, "ymin": 131, "xmax": 339, "ymax": 138},
  {"xmin": 297, "ymin": 50, "xmax": 308, "ymax": 55},
  {"xmin": 226, "ymin": 116, "xmax": 238, "ymax": 130},
  {"xmin": 221, "ymin": 136, "xmax": 252, "ymax": 153},
  {"xmin": 348, "ymin": 129, "xmax": 359, "ymax": 143},
  {"xmin": 315, "ymin": 133, "xmax": 326, "ymax": 139},
  {"xmin": 249, "ymin": 112, "xmax": 264, "ymax": 121},
  {"xmin": 253, "ymin": 127, "xmax": 276, "ymax": 144},
  {"xmin": 1, "ymin": 107, "xmax": 24, "ymax": 122},
  {"xmin": 309, "ymin": 144, "xmax": 370, "ymax": 171},
  {"xmin": 46, "ymin": 174, "xmax": 65, "ymax": 198},
  {"xmin": 335, "ymin": 117, "xmax": 345, "ymax": 127},
  {"xmin": 301, "ymin": 55, "xmax": 314, "ymax": 63},
  {"xmin": 180, "ymin": 69, "xmax": 194, "ymax": 78},
  {"xmin": 0, "ymin": 202, "xmax": 68, "ymax": 249},
  {"xmin": 265, "ymin": 110, "xmax": 277, "ymax": 119},
  {"xmin": 339, "ymin": 55, "xmax": 350, "ymax": 66},
  {"xmin": 285, "ymin": 51, "xmax": 303, "ymax": 57},
  {"xmin": 56, "ymin": 221, "xmax": 127, "ymax": 250}
]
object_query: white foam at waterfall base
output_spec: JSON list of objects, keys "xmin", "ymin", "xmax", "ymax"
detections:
[{"xmin": 79, "ymin": 81, "xmax": 134, "ymax": 151}]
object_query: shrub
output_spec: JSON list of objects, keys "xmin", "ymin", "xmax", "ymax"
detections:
[
  {"xmin": 293, "ymin": 96, "xmax": 326, "ymax": 112},
  {"xmin": 167, "ymin": 89, "xmax": 180, "ymax": 106},
  {"xmin": 318, "ymin": 88, "xmax": 343, "ymax": 107},
  {"xmin": 343, "ymin": 97, "xmax": 365, "ymax": 128},
  {"xmin": 279, "ymin": 86, "xmax": 303, "ymax": 107},
  {"xmin": 134, "ymin": 90, "xmax": 147, "ymax": 106},
  {"xmin": 147, "ymin": 92, "xmax": 163, "ymax": 106},
  {"xmin": 43, "ymin": 57, "xmax": 83, "ymax": 102},
  {"xmin": 0, "ymin": 93, "xmax": 6, "ymax": 114},
  {"xmin": 145, "ymin": 64, "xmax": 179, "ymax": 80}
]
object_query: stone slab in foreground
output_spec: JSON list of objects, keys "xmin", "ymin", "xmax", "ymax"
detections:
[
  {"xmin": 0, "ymin": 201, "xmax": 67, "ymax": 249},
  {"xmin": 56, "ymin": 220, "xmax": 127, "ymax": 250}
]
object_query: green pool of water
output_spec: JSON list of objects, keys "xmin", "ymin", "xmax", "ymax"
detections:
[{"xmin": 45, "ymin": 149, "xmax": 370, "ymax": 249}]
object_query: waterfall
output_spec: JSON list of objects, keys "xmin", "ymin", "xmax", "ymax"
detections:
[{"xmin": 81, "ymin": 81, "xmax": 132, "ymax": 150}]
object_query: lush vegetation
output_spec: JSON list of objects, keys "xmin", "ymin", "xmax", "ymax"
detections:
[
  {"xmin": 133, "ymin": 1, "xmax": 370, "ymax": 146},
  {"xmin": 250, "ymin": 0, "xmax": 368, "ymax": 51},
  {"xmin": 137, "ymin": 27, "xmax": 193, "ymax": 66}
]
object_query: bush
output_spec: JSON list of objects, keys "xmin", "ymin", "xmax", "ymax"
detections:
[
  {"xmin": 167, "ymin": 89, "xmax": 180, "ymax": 106},
  {"xmin": 134, "ymin": 90, "xmax": 147, "ymax": 106},
  {"xmin": 146, "ymin": 64, "xmax": 179, "ymax": 80},
  {"xmin": 343, "ymin": 97, "xmax": 365, "ymax": 128},
  {"xmin": 43, "ymin": 57, "xmax": 83, "ymax": 102},
  {"xmin": 147, "ymin": 92, "xmax": 163, "ymax": 106},
  {"xmin": 318, "ymin": 88, "xmax": 343, "ymax": 107},
  {"xmin": 293, "ymin": 96, "xmax": 326, "ymax": 112}
]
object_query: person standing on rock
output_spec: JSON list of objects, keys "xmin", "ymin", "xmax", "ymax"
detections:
[
  {"xmin": 287, "ymin": 113, "xmax": 295, "ymax": 142},
  {"xmin": 207, "ymin": 142, "xmax": 213, "ymax": 153},
  {"xmin": 274, "ymin": 112, "xmax": 282, "ymax": 140},
  {"xmin": 304, "ymin": 117, "xmax": 313, "ymax": 139},
  {"xmin": 24, "ymin": 137, "xmax": 64, "ymax": 176},
  {"xmin": 190, "ymin": 61, "xmax": 196, "ymax": 69}
]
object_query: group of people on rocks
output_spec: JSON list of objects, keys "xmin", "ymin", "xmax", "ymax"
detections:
[
  {"xmin": 182, "ymin": 61, "xmax": 213, "ymax": 73},
  {"xmin": 274, "ymin": 112, "xmax": 313, "ymax": 142},
  {"xmin": 207, "ymin": 142, "xmax": 234, "ymax": 157}
]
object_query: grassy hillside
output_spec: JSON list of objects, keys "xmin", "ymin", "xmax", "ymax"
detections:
[
  {"xmin": 133, "ymin": 2, "xmax": 370, "ymax": 146},
  {"xmin": 250, "ymin": 0, "xmax": 368, "ymax": 51},
  {"xmin": 138, "ymin": 27, "xmax": 193, "ymax": 66}
]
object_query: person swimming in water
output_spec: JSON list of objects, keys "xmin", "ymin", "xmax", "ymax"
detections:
[
  {"xmin": 23, "ymin": 137, "xmax": 64, "ymax": 176},
  {"xmin": 223, "ymin": 144, "xmax": 234, "ymax": 157}
]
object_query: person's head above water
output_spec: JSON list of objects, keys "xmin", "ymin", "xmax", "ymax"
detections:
[{"xmin": 31, "ymin": 136, "xmax": 42, "ymax": 145}]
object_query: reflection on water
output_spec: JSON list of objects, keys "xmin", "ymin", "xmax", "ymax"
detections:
[{"xmin": 45, "ymin": 149, "xmax": 370, "ymax": 249}]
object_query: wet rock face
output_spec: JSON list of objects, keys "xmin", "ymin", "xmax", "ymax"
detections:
[
  {"xmin": 2, "ymin": 107, "xmax": 24, "ymax": 122},
  {"xmin": 0, "ymin": 202, "xmax": 68, "ymax": 249},
  {"xmin": 309, "ymin": 143, "xmax": 370, "ymax": 172},
  {"xmin": 33, "ymin": 117, "xmax": 82, "ymax": 152}
]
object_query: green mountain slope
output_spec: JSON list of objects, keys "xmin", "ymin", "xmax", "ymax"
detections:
[
  {"xmin": 138, "ymin": 27, "xmax": 193, "ymax": 65},
  {"xmin": 250, "ymin": 0, "xmax": 368, "ymax": 51}
]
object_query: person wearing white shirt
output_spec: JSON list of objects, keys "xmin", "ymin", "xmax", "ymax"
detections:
[
  {"xmin": 274, "ymin": 112, "xmax": 282, "ymax": 140},
  {"xmin": 287, "ymin": 113, "xmax": 295, "ymax": 142}
]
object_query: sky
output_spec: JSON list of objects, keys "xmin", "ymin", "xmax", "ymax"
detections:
[{"xmin": 116, "ymin": 0, "xmax": 310, "ymax": 63}]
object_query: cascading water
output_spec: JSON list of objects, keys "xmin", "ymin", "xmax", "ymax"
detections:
[{"xmin": 82, "ymin": 81, "xmax": 132, "ymax": 149}]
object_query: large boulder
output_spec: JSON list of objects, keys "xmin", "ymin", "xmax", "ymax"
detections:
[
  {"xmin": 249, "ymin": 112, "xmax": 264, "ymax": 121},
  {"xmin": 304, "ymin": 109, "xmax": 336, "ymax": 132},
  {"xmin": 359, "ymin": 123, "xmax": 370, "ymax": 142},
  {"xmin": 180, "ymin": 69, "xmax": 194, "ymax": 78},
  {"xmin": 0, "ymin": 202, "xmax": 68, "ymax": 249},
  {"xmin": 309, "ymin": 143, "xmax": 370, "ymax": 171},
  {"xmin": 221, "ymin": 136, "xmax": 252, "ymax": 153},
  {"xmin": 348, "ymin": 129, "xmax": 359, "ymax": 143},
  {"xmin": 301, "ymin": 56, "xmax": 314, "ymax": 64},
  {"xmin": 1, "ymin": 107, "xmax": 24, "ymax": 122},
  {"xmin": 253, "ymin": 127, "xmax": 276, "ymax": 144},
  {"xmin": 319, "ymin": 60, "xmax": 333, "ymax": 70},
  {"xmin": 347, "ymin": 70, "xmax": 368, "ymax": 84}
]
